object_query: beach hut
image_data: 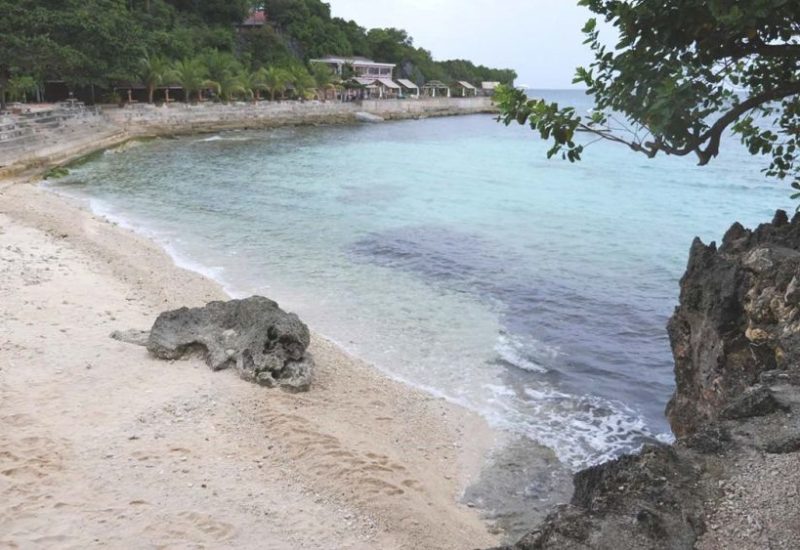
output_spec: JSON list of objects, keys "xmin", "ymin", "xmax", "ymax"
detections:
[
  {"xmin": 374, "ymin": 78, "xmax": 400, "ymax": 99},
  {"xmin": 480, "ymin": 81, "xmax": 502, "ymax": 96},
  {"xmin": 452, "ymin": 81, "xmax": 478, "ymax": 97},
  {"xmin": 422, "ymin": 80, "xmax": 450, "ymax": 98},
  {"xmin": 348, "ymin": 77, "xmax": 400, "ymax": 99},
  {"xmin": 397, "ymin": 79, "xmax": 420, "ymax": 98}
]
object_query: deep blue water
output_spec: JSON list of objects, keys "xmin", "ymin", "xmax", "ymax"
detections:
[{"xmin": 51, "ymin": 90, "xmax": 790, "ymax": 469}]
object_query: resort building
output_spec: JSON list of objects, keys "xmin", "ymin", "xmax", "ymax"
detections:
[{"xmin": 310, "ymin": 56, "xmax": 397, "ymax": 80}]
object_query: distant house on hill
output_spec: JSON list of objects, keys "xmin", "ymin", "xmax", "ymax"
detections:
[
  {"xmin": 236, "ymin": 8, "xmax": 267, "ymax": 31},
  {"xmin": 310, "ymin": 56, "xmax": 396, "ymax": 80}
]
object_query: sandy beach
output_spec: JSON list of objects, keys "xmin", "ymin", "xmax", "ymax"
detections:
[{"xmin": 0, "ymin": 179, "xmax": 501, "ymax": 549}]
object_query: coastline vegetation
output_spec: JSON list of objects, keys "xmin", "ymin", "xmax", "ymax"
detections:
[
  {"xmin": 496, "ymin": 0, "xmax": 800, "ymax": 194},
  {"xmin": 0, "ymin": 0, "xmax": 517, "ymax": 108}
]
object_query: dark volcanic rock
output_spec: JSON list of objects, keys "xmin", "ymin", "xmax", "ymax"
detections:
[
  {"xmin": 147, "ymin": 296, "xmax": 314, "ymax": 391},
  {"xmin": 719, "ymin": 385, "xmax": 789, "ymax": 420},
  {"xmin": 667, "ymin": 210, "xmax": 800, "ymax": 437},
  {"xmin": 487, "ymin": 446, "xmax": 706, "ymax": 550}
]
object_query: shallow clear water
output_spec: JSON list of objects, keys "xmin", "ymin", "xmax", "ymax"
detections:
[{"xmin": 52, "ymin": 90, "xmax": 789, "ymax": 470}]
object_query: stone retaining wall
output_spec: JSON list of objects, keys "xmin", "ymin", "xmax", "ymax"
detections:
[
  {"xmin": 104, "ymin": 96, "xmax": 496, "ymax": 134},
  {"xmin": 0, "ymin": 97, "xmax": 496, "ymax": 177}
]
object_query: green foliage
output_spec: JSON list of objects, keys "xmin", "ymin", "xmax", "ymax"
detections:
[
  {"xmin": 0, "ymin": 0, "xmax": 515, "ymax": 109},
  {"xmin": 437, "ymin": 60, "xmax": 517, "ymax": 87},
  {"xmin": 6, "ymin": 76, "xmax": 38, "ymax": 102},
  {"xmin": 170, "ymin": 57, "xmax": 218, "ymax": 102},
  {"xmin": 43, "ymin": 166, "xmax": 70, "ymax": 179},
  {"xmin": 138, "ymin": 55, "xmax": 172, "ymax": 103},
  {"xmin": 311, "ymin": 63, "xmax": 342, "ymax": 100},
  {"xmin": 288, "ymin": 65, "xmax": 316, "ymax": 100},
  {"xmin": 240, "ymin": 67, "xmax": 268, "ymax": 101},
  {"xmin": 498, "ymin": 0, "xmax": 800, "ymax": 194},
  {"xmin": 262, "ymin": 67, "xmax": 291, "ymax": 100},
  {"xmin": 0, "ymin": 0, "xmax": 145, "ymax": 105}
]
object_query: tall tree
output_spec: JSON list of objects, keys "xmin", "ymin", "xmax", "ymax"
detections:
[
  {"xmin": 138, "ymin": 54, "xmax": 172, "ymax": 103},
  {"xmin": 289, "ymin": 65, "xmax": 315, "ymax": 100},
  {"xmin": 170, "ymin": 57, "xmax": 217, "ymax": 102},
  {"xmin": 263, "ymin": 67, "xmax": 290, "ymax": 101},
  {"xmin": 496, "ymin": 0, "xmax": 800, "ymax": 192},
  {"xmin": 311, "ymin": 62, "xmax": 335, "ymax": 100}
]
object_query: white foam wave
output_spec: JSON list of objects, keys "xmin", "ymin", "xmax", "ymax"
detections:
[
  {"xmin": 495, "ymin": 334, "xmax": 550, "ymax": 373},
  {"xmin": 197, "ymin": 134, "xmax": 253, "ymax": 143},
  {"xmin": 515, "ymin": 384, "xmax": 657, "ymax": 470},
  {"xmin": 84, "ymin": 197, "xmax": 244, "ymax": 298}
]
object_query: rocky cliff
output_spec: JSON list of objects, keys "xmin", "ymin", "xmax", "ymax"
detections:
[{"xmin": 489, "ymin": 211, "xmax": 800, "ymax": 550}]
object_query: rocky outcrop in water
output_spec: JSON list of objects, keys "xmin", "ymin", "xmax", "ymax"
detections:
[
  {"xmin": 667, "ymin": 209, "xmax": 800, "ymax": 436},
  {"xmin": 115, "ymin": 296, "xmax": 314, "ymax": 391},
  {"xmin": 488, "ymin": 211, "xmax": 800, "ymax": 550}
]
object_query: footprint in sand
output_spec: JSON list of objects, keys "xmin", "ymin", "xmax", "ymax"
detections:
[{"xmin": 152, "ymin": 511, "xmax": 236, "ymax": 543}]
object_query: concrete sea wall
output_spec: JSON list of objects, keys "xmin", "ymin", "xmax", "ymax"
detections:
[
  {"xmin": 104, "ymin": 96, "xmax": 497, "ymax": 133},
  {"xmin": 0, "ymin": 97, "xmax": 496, "ymax": 177}
]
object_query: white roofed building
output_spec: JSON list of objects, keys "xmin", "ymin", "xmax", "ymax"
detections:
[
  {"xmin": 452, "ymin": 81, "xmax": 478, "ymax": 97},
  {"xmin": 347, "ymin": 77, "xmax": 400, "ymax": 99},
  {"xmin": 310, "ymin": 56, "xmax": 396, "ymax": 80},
  {"xmin": 396, "ymin": 79, "xmax": 420, "ymax": 98}
]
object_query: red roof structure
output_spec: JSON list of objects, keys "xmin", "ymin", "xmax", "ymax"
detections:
[{"xmin": 239, "ymin": 9, "xmax": 267, "ymax": 28}]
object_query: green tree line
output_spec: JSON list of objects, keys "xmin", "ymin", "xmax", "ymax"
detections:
[{"xmin": 0, "ymin": 0, "xmax": 517, "ymax": 107}]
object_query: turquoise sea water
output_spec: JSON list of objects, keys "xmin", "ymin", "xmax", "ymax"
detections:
[{"xmin": 52, "ymin": 90, "xmax": 789, "ymax": 471}]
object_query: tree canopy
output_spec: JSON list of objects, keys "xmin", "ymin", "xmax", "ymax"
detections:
[
  {"xmin": 496, "ymin": 0, "xmax": 800, "ymax": 193},
  {"xmin": 1, "ymin": 0, "xmax": 516, "ymax": 108}
]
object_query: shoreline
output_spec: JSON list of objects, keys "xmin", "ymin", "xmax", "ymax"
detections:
[
  {"xmin": 0, "ymin": 97, "xmax": 498, "ymax": 180},
  {"xmin": 0, "ymin": 113, "xmax": 506, "ymax": 548}
]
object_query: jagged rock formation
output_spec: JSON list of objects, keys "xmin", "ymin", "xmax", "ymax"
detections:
[
  {"xmin": 489, "ymin": 211, "xmax": 800, "ymax": 550},
  {"xmin": 667, "ymin": 209, "xmax": 800, "ymax": 436},
  {"xmin": 115, "ymin": 296, "xmax": 314, "ymax": 391}
]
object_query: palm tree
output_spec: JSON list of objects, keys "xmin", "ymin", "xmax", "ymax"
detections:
[
  {"xmin": 263, "ymin": 67, "xmax": 289, "ymax": 101},
  {"xmin": 251, "ymin": 67, "xmax": 269, "ymax": 101},
  {"xmin": 311, "ymin": 63, "xmax": 337, "ymax": 101},
  {"xmin": 203, "ymin": 51, "xmax": 239, "ymax": 84},
  {"xmin": 170, "ymin": 58, "xmax": 218, "ymax": 103},
  {"xmin": 219, "ymin": 71, "xmax": 249, "ymax": 102},
  {"xmin": 138, "ymin": 55, "xmax": 171, "ymax": 104},
  {"xmin": 289, "ymin": 66, "xmax": 316, "ymax": 101},
  {"xmin": 239, "ymin": 68, "xmax": 268, "ymax": 102}
]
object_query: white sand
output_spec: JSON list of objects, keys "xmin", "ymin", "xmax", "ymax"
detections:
[{"xmin": 0, "ymin": 181, "xmax": 500, "ymax": 549}]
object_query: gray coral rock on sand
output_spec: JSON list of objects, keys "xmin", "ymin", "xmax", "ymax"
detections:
[{"xmin": 116, "ymin": 296, "xmax": 314, "ymax": 391}]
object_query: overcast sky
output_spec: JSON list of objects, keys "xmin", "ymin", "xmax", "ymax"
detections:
[{"xmin": 327, "ymin": 0, "xmax": 603, "ymax": 89}]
